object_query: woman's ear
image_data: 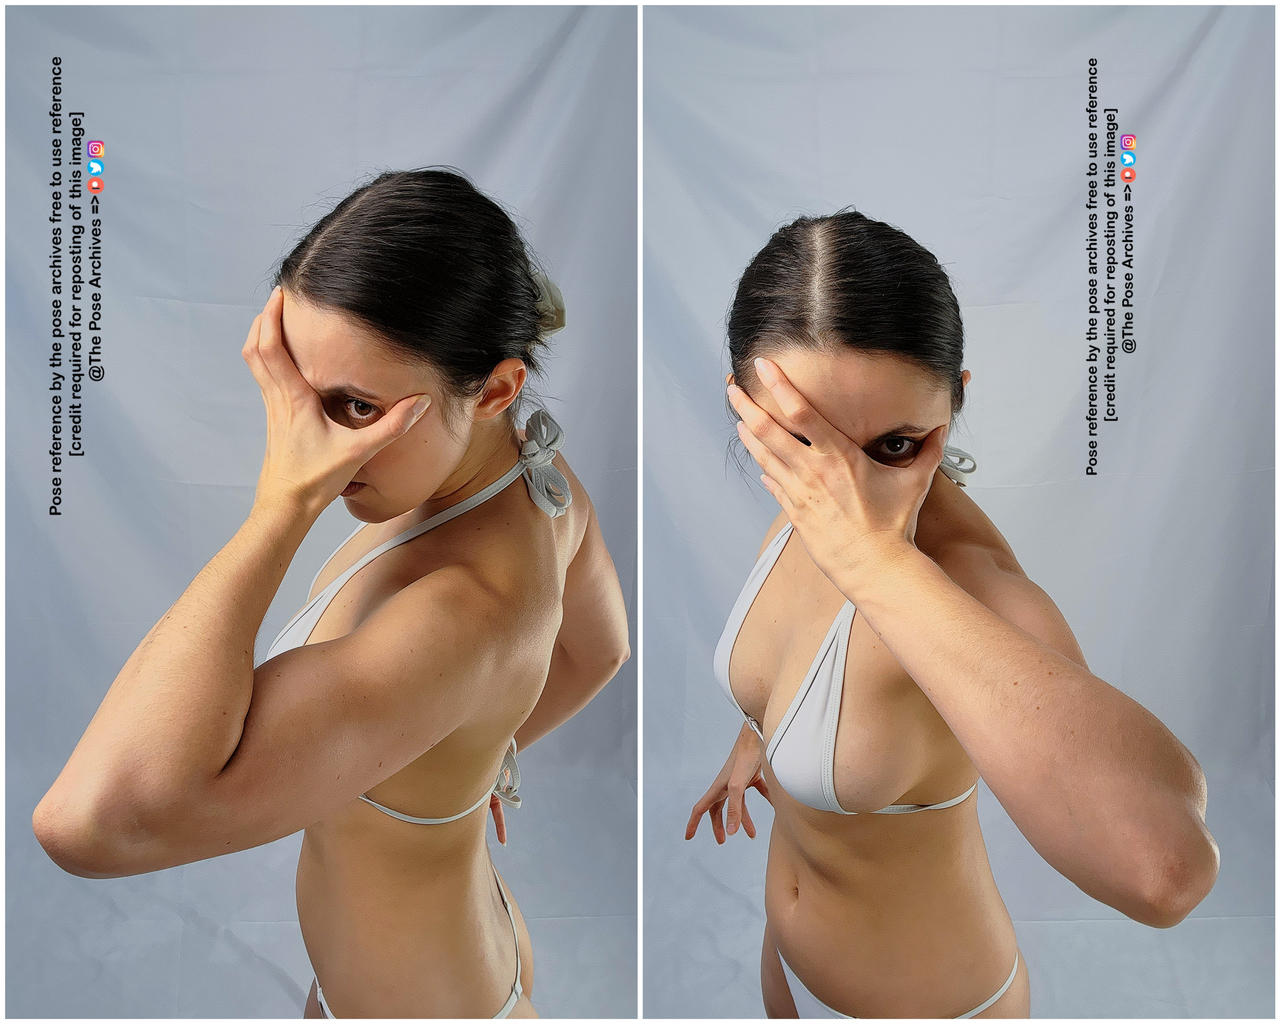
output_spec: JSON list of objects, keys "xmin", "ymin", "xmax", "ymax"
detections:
[{"xmin": 473, "ymin": 357, "xmax": 527, "ymax": 421}]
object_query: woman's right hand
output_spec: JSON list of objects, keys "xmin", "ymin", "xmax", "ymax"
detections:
[
  {"xmin": 489, "ymin": 794, "xmax": 508, "ymax": 846},
  {"xmin": 244, "ymin": 286, "xmax": 431, "ymax": 515},
  {"xmin": 685, "ymin": 722, "xmax": 772, "ymax": 843}
]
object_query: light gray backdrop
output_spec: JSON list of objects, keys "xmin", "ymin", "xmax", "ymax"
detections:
[
  {"xmin": 8, "ymin": 5, "xmax": 636, "ymax": 1018},
  {"xmin": 643, "ymin": 5, "xmax": 1272, "ymax": 1018}
]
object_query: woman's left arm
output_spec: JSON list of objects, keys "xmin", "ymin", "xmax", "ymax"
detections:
[{"xmin": 730, "ymin": 357, "xmax": 1219, "ymax": 930}]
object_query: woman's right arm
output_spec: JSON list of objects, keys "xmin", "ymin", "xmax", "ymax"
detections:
[
  {"xmin": 686, "ymin": 721, "xmax": 771, "ymax": 843},
  {"xmin": 685, "ymin": 504, "xmax": 787, "ymax": 843},
  {"xmin": 514, "ymin": 486, "xmax": 630, "ymax": 750}
]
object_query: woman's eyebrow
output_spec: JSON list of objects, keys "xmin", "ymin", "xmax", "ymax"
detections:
[
  {"xmin": 877, "ymin": 421, "xmax": 932, "ymax": 436},
  {"xmin": 316, "ymin": 383, "xmax": 384, "ymax": 403}
]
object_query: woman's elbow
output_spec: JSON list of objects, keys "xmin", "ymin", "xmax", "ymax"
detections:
[
  {"xmin": 1137, "ymin": 821, "xmax": 1221, "ymax": 929},
  {"xmin": 607, "ymin": 633, "xmax": 632, "ymax": 681},
  {"xmin": 33, "ymin": 798, "xmax": 128, "ymax": 878},
  {"xmin": 600, "ymin": 613, "xmax": 631, "ymax": 679},
  {"xmin": 32, "ymin": 786, "xmax": 161, "ymax": 880},
  {"xmin": 588, "ymin": 643, "xmax": 630, "ymax": 691}
]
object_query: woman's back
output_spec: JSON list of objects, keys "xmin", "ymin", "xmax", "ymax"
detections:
[{"xmin": 285, "ymin": 431, "xmax": 593, "ymax": 1017}]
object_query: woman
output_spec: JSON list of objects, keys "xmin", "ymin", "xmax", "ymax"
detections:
[
  {"xmin": 32, "ymin": 168, "xmax": 631, "ymax": 1018},
  {"xmin": 686, "ymin": 210, "xmax": 1219, "ymax": 1018}
]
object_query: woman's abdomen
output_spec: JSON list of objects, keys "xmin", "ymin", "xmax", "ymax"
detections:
[{"xmin": 763, "ymin": 807, "xmax": 1019, "ymax": 1018}]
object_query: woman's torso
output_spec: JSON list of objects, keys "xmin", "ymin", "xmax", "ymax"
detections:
[
  {"xmin": 289, "ymin": 443, "xmax": 585, "ymax": 1017},
  {"xmin": 726, "ymin": 468, "xmax": 1027, "ymax": 1016}
]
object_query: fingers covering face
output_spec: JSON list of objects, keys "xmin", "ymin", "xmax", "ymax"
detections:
[
  {"xmin": 751, "ymin": 357, "xmax": 845, "ymax": 455},
  {"xmin": 241, "ymin": 312, "xmax": 272, "ymax": 391},
  {"xmin": 253, "ymin": 286, "xmax": 312, "ymax": 400},
  {"xmin": 728, "ymin": 383, "xmax": 806, "ymax": 485}
]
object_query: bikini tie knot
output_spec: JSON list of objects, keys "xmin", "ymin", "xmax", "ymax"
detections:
[
  {"xmin": 492, "ymin": 737, "xmax": 522, "ymax": 810},
  {"xmin": 518, "ymin": 408, "xmax": 572, "ymax": 519},
  {"xmin": 939, "ymin": 444, "xmax": 978, "ymax": 484}
]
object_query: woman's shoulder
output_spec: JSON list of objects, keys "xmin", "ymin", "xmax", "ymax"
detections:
[
  {"xmin": 926, "ymin": 508, "xmax": 1025, "ymax": 596},
  {"xmin": 929, "ymin": 537, "xmax": 1023, "ymax": 600},
  {"xmin": 755, "ymin": 509, "xmax": 791, "ymax": 558},
  {"xmin": 922, "ymin": 476, "xmax": 1024, "ymax": 575},
  {"xmin": 928, "ymin": 527, "xmax": 1090, "ymax": 670},
  {"xmin": 533, "ymin": 445, "xmax": 593, "ymax": 554},
  {"xmin": 461, "ymin": 441, "xmax": 595, "ymax": 610},
  {"xmin": 516, "ymin": 415, "xmax": 593, "ymax": 529},
  {"xmin": 922, "ymin": 490, "xmax": 1089, "ymax": 663}
]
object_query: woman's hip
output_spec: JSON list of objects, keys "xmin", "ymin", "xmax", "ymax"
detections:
[
  {"xmin": 761, "ymin": 878, "xmax": 1024, "ymax": 1019},
  {"xmin": 298, "ymin": 848, "xmax": 535, "ymax": 1016}
]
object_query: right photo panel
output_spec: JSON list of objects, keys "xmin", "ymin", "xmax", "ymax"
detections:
[{"xmin": 643, "ymin": 5, "xmax": 1272, "ymax": 1019}]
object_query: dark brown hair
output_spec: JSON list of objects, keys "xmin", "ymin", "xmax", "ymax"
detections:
[
  {"xmin": 726, "ymin": 208, "xmax": 966, "ymax": 431},
  {"xmin": 272, "ymin": 166, "xmax": 556, "ymax": 431}
]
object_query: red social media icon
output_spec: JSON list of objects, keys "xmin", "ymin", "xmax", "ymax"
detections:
[
  {"xmin": 1120, "ymin": 134, "xmax": 1136, "ymax": 149},
  {"xmin": 1120, "ymin": 168, "xmax": 1135, "ymax": 183},
  {"xmin": 87, "ymin": 177, "xmax": 104, "ymax": 194},
  {"xmin": 87, "ymin": 140, "xmax": 105, "ymax": 158}
]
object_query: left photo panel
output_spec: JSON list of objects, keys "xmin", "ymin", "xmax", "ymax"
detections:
[{"xmin": 9, "ymin": 5, "xmax": 637, "ymax": 1018}]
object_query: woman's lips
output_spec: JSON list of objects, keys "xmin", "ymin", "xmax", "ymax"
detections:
[{"xmin": 341, "ymin": 481, "xmax": 366, "ymax": 497}]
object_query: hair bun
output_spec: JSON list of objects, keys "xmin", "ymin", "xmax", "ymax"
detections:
[{"xmin": 532, "ymin": 269, "xmax": 566, "ymax": 336}]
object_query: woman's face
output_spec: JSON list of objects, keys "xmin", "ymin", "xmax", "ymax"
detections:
[
  {"xmin": 279, "ymin": 289, "xmax": 471, "ymax": 520},
  {"xmin": 736, "ymin": 346, "xmax": 968, "ymax": 471}
]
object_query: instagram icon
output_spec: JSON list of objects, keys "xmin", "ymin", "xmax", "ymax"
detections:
[
  {"xmin": 1120, "ymin": 134, "xmax": 1136, "ymax": 149},
  {"xmin": 87, "ymin": 140, "xmax": 105, "ymax": 158}
]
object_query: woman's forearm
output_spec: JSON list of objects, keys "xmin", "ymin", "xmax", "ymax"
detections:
[
  {"xmin": 515, "ymin": 639, "xmax": 629, "ymax": 750},
  {"xmin": 846, "ymin": 542, "xmax": 1217, "ymax": 927},
  {"xmin": 38, "ymin": 495, "xmax": 321, "ymax": 824}
]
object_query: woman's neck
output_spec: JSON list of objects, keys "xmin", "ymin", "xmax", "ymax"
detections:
[{"xmin": 418, "ymin": 415, "xmax": 523, "ymax": 518}]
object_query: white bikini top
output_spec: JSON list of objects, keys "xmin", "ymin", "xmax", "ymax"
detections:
[
  {"xmin": 258, "ymin": 408, "xmax": 572, "ymax": 825},
  {"xmin": 711, "ymin": 444, "xmax": 980, "ymax": 816}
]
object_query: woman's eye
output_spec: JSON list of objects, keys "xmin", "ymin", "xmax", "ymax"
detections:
[
  {"xmin": 345, "ymin": 398, "xmax": 379, "ymax": 424},
  {"xmin": 879, "ymin": 436, "xmax": 918, "ymax": 458}
]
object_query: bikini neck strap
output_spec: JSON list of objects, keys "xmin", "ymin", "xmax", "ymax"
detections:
[{"xmin": 427, "ymin": 407, "xmax": 572, "ymax": 528}]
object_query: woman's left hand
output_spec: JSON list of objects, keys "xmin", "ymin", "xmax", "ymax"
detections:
[
  {"xmin": 728, "ymin": 356, "xmax": 949, "ymax": 595},
  {"xmin": 242, "ymin": 286, "xmax": 431, "ymax": 515}
]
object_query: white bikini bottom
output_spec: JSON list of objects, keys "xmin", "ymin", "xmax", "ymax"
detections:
[
  {"xmin": 779, "ymin": 948, "xmax": 1019, "ymax": 1018},
  {"xmin": 312, "ymin": 860, "xmax": 523, "ymax": 1018}
]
